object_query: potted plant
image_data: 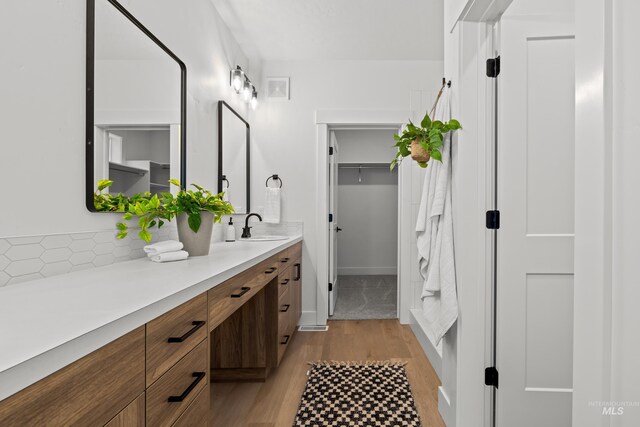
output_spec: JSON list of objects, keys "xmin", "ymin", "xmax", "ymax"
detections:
[
  {"xmin": 94, "ymin": 179, "xmax": 234, "ymax": 256},
  {"xmin": 391, "ymin": 112, "xmax": 461, "ymax": 170}
]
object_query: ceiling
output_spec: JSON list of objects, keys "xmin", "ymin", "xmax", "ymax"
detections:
[{"xmin": 210, "ymin": 0, "xmax": 444, "ymax": 61}]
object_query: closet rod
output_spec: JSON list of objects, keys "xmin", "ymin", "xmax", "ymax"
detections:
[{"xmin": 338, "ymin": 165, "xmax": 393, "ymax": 170}]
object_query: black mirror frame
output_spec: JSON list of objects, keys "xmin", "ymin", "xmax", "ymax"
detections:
[
  {"xmin": 218, "ymin": 101, "xmax": 250, "ymax": 213},
  {"xmin": 85, "ymin": 0, "xmax": 187, "ymax": 212}
]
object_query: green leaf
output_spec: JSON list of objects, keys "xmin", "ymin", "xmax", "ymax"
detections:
[
  {"xmin": 158, "ymin": 220, "xmax": 165, "ymax": 229},
  {"xmin": 390, "ymin": 159, "xmax": 397, "ymax": 171},
  {"xmin": 420, "ymin": 112, "xmax": 432, "ymax": 128},
  {"xmin": 138, "ymin": 230, "xmax": 152, "ymax": 243},
  {"xmin": 117, "ymin": 230, "xmax": 128, "ymax": 239},
  {"xmin": 188, "ymin": 211, "xmax": 202, "ymax": 233},
  {"xmin": 116, "ymin": 222, "xmax": 127, "ymax": 231},
  {"xmin": 97, "ymin": 179, "xmax": 113, "ymax": 191},
  {"xmin": 418, "ymin": 161, "xmax": 428, "ymax": 168},
  {"xmin": 431, "ymin": 149, "xmax": 443, "ymax": 162},
  {"xmin": 123, "ymin": 212, "xmax": 133, "ymax": 221},
  {"xmin": 168, "ymin": 179, "xmax": 181, "ymax": 187},
  {"xmin": 447, "ymin": 119, "xmax": 462, "ymax": 130}
]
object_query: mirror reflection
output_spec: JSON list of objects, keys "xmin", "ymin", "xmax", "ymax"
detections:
[
  {"xmin": 92, "ymin": 0, "xmax": 182, "ymax": 199},
  {"xmin": 218, "ymin": 101, "xmax": 250, "ymax": 213}
]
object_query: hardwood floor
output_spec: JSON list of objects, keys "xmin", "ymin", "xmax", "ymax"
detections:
[{"xmin": 210, "ymin": 319, "xmax": 445, "ymax": 427}]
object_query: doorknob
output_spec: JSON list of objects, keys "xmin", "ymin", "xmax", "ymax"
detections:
[{"xmin": 336, "ymin": 227, "xmax": 343, "ymax": 232}]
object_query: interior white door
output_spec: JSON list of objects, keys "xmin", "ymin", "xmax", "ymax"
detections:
[
  {"xmin": 328, "ymin": 131, "xmax": 339, "ymax": 316},
  {"xmin": 497, "ymin": 2, "xmax": 575, "ymax": 426}
]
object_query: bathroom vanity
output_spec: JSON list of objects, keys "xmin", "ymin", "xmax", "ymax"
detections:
[{"xmin": 0, "ymin": 237, "xmax": 302, "ymax": 426}]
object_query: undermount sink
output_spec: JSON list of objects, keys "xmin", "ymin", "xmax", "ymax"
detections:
[{"xmin": 241, "ymin": 235, "xmax": 289, "ymax": 242}]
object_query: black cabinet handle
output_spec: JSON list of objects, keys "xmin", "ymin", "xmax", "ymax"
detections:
[
  {"xmin": 280, "ymin": 335, "xmax": 290, "ymax": 345},
  {"xmin": 265, "ymin": 267, "xmax": 277, "ymax": 274},
  {"xmin": 168, "ymin": 372, "xmax": 205, "ymax": 402},
  {"xmin": 281, "ymin": 279, "xmax": 290, "ymax": 285},
  {"xmin": 294, "ymin": 263, "xmax": 301, "ymax": 281},
  {"xmin": 280, "ymin": 257, "xmax": 290, "ymax": 263},
  {"xmin": 230, "ymin": 286, "xmax": 250, "ymax": 298},
  {"xmin": 168, "ymin": 321, "xmax": 206, "ymax": 343},
  {"xmin": 280, "ymin": 304, "xmax": 290, "ymax": 313}
]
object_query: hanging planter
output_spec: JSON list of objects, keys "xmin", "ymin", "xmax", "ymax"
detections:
[
  {"xmin": 391, "ymin": 83, "xmax": 462, "ymax": 170},
  {"xmin": 410, "ymin": 139, "xmax": 431, "ymax": 163}
]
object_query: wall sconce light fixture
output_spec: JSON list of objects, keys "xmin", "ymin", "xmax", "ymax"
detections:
[{"xmin": 230, "ymin": 65, "xmax": 258, "ymax": 109}]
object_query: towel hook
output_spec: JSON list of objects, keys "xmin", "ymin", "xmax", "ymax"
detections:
[
  {"xmin": 266, "ymin": 174, "xmax": 283, "ymax": 188},
  {"xmin": 358, "ymin": 165, "xmax": 362, "ymax": 183},
  {"xmin": 221, "ymin": 175, "xmax": 230, "ymax": 189}
]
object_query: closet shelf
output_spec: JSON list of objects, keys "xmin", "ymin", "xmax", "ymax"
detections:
[
  {"xmin": 338, "ymin": 162, "xmax": 392, "ymax": 169},
  {"xmin": 149, "ymin": 161, "xmax": 170, "ymax": 169},
  {"xmin": 108, "ymin": 162, "xmax": 148, "ymax": 176}
]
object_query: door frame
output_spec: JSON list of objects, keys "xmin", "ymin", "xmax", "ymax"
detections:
[{"xmin": 315, "ymin": 110, "xmax": 411, "ymax": 326}]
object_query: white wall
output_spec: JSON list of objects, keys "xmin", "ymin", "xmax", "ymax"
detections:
[
  {"xmin": 336, "ymin": 170, "xmax": 397, "ymax": 276},
  {"xmin": 0, "ymin": 0, "xmax": 256, "ymax": 238},
  {"xmin": 574, "ymin": 0, "xmax": 640, "ymax": 425},
  {"xmin": 334, "ymin": 129, "xmax": 398, "ymax": 163},
  {"xmin": 251, "ymin": 60, "xmax": 443, "ymax": 323}
]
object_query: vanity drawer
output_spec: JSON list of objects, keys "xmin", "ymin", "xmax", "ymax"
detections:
[
  {"xmin": 172, "ymin": 386, "xmax": 209, "ymax": 427},
  {"xmin": 146, "ymin": 293, "xmax": 208, "ymax": 385},
  {"xmin": 278, "ymin": 265, "xmax": 292, "ymax": 298},
  {"xmin": 208, "ymin": 256, "xmax": 279, "ymax": 330},
  {"xmin": 146, "ymin": 340, "xmax": 208, "ymax": 427},
  {"xmin": 0, "ymin": 327, "xmax": 145, "ymax": 427},
  {"xmin": 278, "ymin": 248, "xmax": 294, "ymax": 270}
]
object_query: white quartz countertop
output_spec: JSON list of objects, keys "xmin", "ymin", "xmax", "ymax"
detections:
[{"xmin": 0, "ymin": 235, "xmax": 302, "ymax": 401}]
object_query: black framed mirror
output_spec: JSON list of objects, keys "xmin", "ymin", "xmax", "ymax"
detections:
[
  {"xmin": 86, "ymin": 0, "xmax": 187, "ymax": 212},
  {"xmin": 218, "ymin": 101, "xmax": 250, "ymax": 214}
]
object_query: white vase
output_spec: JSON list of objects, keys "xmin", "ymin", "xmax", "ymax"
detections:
[{"xmin": 176, "ymin": 211, "xmax": 214, "ymax": 256}]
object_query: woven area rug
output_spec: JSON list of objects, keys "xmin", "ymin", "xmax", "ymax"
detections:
[{"xmin": 293, "ymin": 361, "xmax": 422, "ymax": 427}]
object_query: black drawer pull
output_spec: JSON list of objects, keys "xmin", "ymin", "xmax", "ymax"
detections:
[
  {"xmin": 294, "ymin": 263, "xmax": 301, "ymax": 281},
  {"xmin": 168, "ymin": 321, "xmax": 206, "ymax": 343},
  {"xmin": 265, "ymin": 267, "xmax": 277, "ymax": 274},
  {"xmin": 281, "ymin": 279, "xmax": 290, "ymax": 285},
  {"xmin": 168, "ymin": 372, "xmax": 205, "ymax": 402},
  {"xmin": 280, "ymin": 257, "xmax": 290, "ymax": 263},
  {"xmin": 280, "ymin": 335, "xmax": 290, "ymax": 345},
  {"xmin": 230, "ymin": 286, "xmax": 250, "ymax": 298},
  {"xmin": 280, "ymin": 304, "xmax": 290, "ymax": 313}
]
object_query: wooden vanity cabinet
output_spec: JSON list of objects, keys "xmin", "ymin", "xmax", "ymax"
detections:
[{"xmin": 0, "ymin": 241, "xmax": 301, "ymax": 426}]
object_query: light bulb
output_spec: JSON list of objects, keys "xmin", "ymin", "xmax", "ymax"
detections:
[
  {"xmin": 231, "ymin": 67, "xmax": 244, "ymax": 93},
  {"xmin": 250, "ymin": 89, "xmax": 258, "ymax": 110},
  {"xmin": 242, "ymin": 81, "xmax": 253, "ymax": 102}
]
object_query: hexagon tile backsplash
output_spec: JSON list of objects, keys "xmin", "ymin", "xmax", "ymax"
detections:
[{"xmin": 0, "ymin": 226, "xmax": 178, "ymax": 287}]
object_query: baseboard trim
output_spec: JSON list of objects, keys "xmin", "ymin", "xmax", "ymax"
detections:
[
  {"xmin": 300, "ymin": 311, "xmax": 318, "ymax": 326},
  {"xmin": 409, "ymin": 309, "xmax": 442, "ymax": 379},
  {"xmin": 438, "ymin": 386, "xmax": 455, "ymax": 427},
  {"xmin": 337, "ymin": 267, "xmax": 397, "ymax": 275}
]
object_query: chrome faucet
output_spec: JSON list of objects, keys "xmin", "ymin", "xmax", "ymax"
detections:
[{"xmin": 241, "ymin": 213, "xmax": 262, "ymax": 238}]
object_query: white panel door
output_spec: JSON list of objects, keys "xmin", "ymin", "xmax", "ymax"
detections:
[
  {"xmin": 497, "ymin": 4, "xmax": 575, "ymax": 427},
  {"xmin": 328, "ymin": 132, "xmax": 339, "ymax": 316}
]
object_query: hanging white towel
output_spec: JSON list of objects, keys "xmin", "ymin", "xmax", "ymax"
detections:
[
  {"xmin": 416, "ymin": 86, "xmax": 458, "ymax": 345},
  {"xmin": 263, "ymin": 187, "xmax": 281, "ymax": 224},
  {"xmin": 144, "ymin": 240, "xmax": 183, "ymax": 256},
  {"xmin": 149, "ymin": 250, "xmax": 189, "ymax": 263}
]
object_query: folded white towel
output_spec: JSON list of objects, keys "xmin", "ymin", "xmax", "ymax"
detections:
[
  {"xmin": 144, "ymin": 240, "xmax": 183, "ymax": 256},
  {"xmin": 263, "ymin": 187, "xmax": 281, "ymax": 224},
  {"xmin": 149, "ymin": 250, "xmax": 189, "ymax": 263}
]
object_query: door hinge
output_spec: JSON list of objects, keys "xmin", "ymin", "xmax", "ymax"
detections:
[
  {"xmin": 329, "ymin": 213, "xmax": 333, "ymax": 223},
  {"xmin": 485, "ymin": 367, "xmax": 499, "ymax": 388},
  {"xmin": 486, "ymin": 210, "xmax": 500, "ymax": 229},
  {"xmin": 329, "ymin": 146, "xmax": 334, "ymax": 155},
  {"xmin": 486, "ymin": 56, "xmax": 501, "ymax": 78},
  {"xmin": 329, "ymin": 282, "xmax": 333, "ymax": 292}
]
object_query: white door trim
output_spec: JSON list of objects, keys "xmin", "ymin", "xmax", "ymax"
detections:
[{"xmin": 315, "ymin": 110, "xmax": 411, "ymax": 326}]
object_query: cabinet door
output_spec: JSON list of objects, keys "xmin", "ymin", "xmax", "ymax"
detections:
[
  {"xmin": 0, "ymin": 327, "xmax": 145, "ymax": 427},
  {"xmin": 104, "ymin": 393, "xmax": 145, "ymax": 427},
  {"xmin": 291, "ymin": 259, "xmax": 302, "ymax": 329}
]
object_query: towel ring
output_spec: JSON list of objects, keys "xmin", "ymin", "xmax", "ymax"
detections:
[
  {"xmin": 221, "ymin": 175, "xmax": 230, "ymax": 189},
  {"xmin": 266, "ymin": 174, "xmax": 283, "ymax": 188}
]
